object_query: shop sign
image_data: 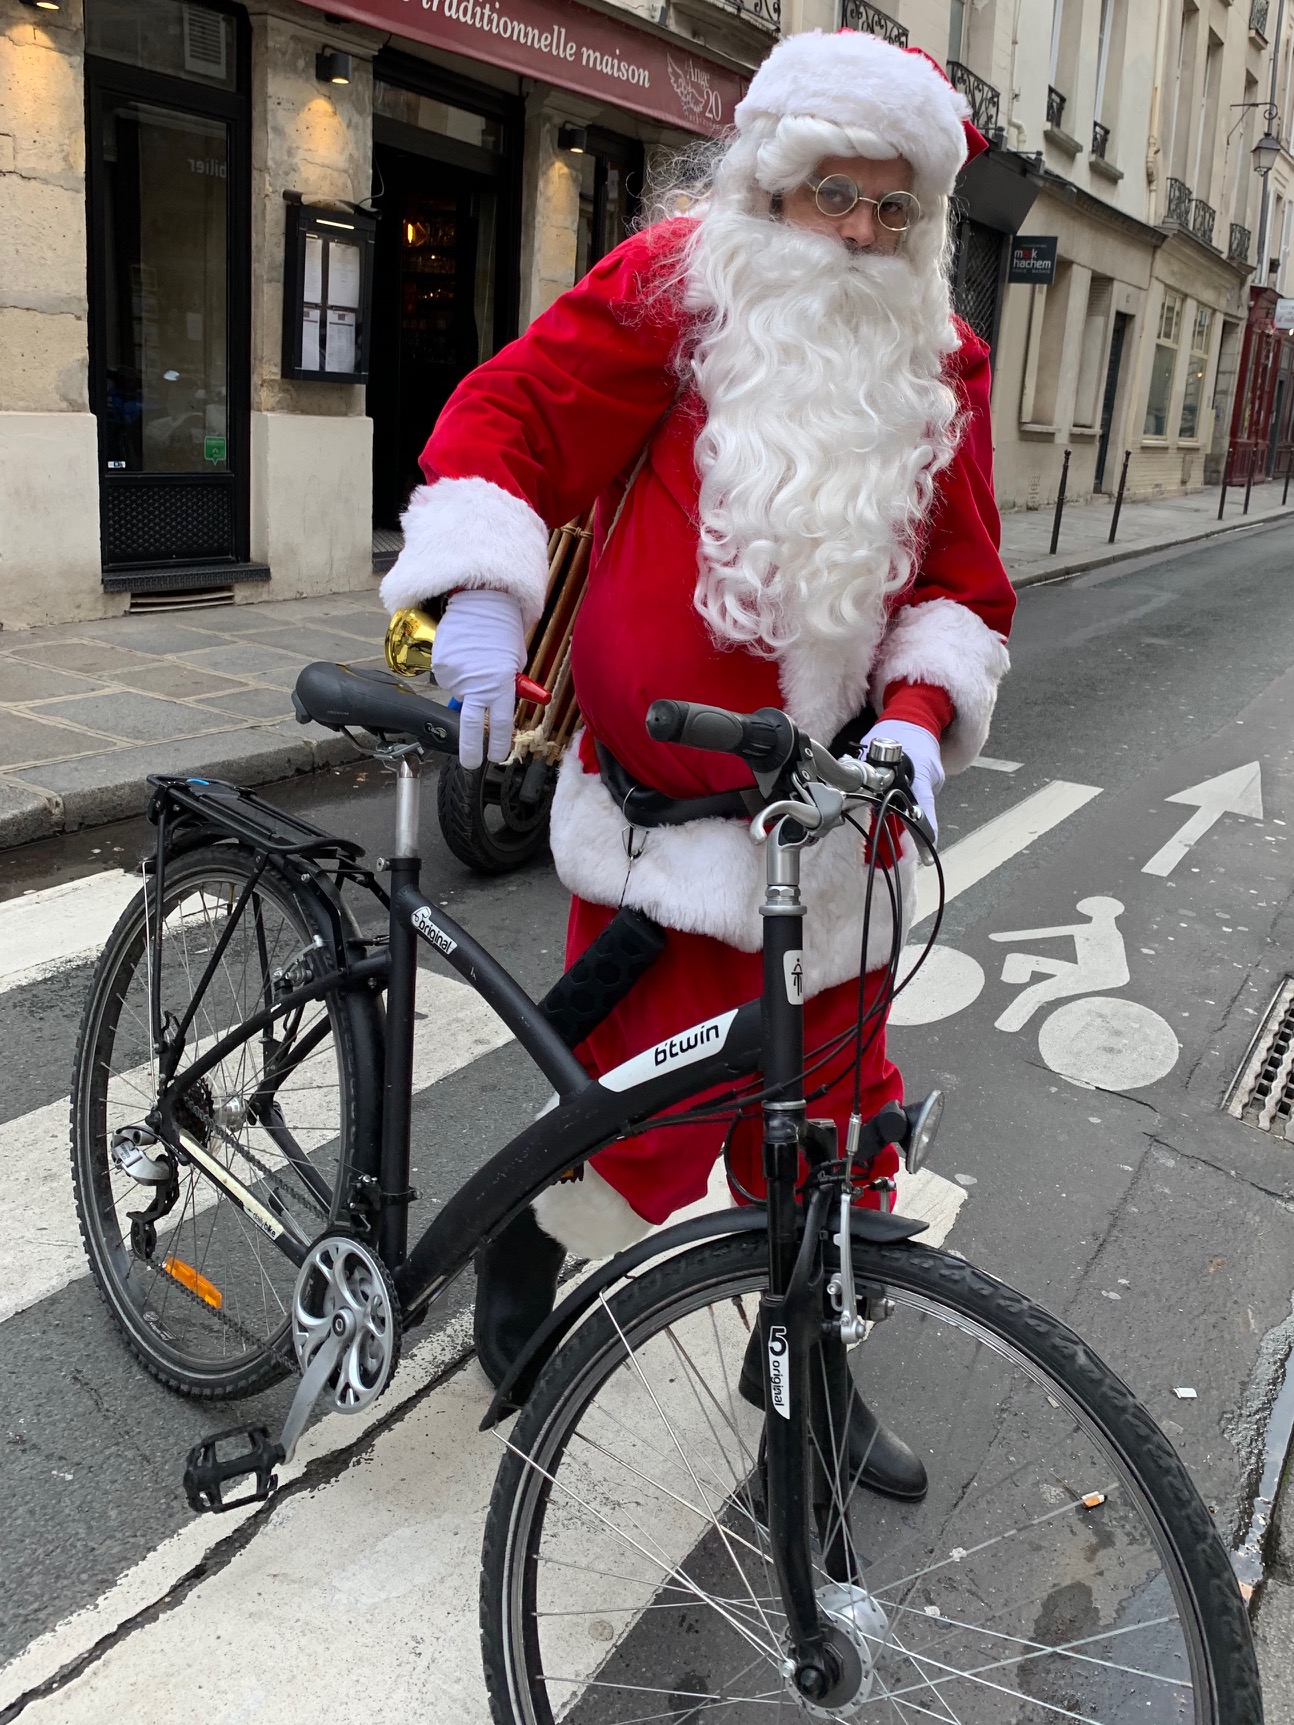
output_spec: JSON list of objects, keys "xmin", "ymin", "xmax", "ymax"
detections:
[
  {"xmin": 1274, "ymin": 297, "xmax": 1294, "ymax": 330},
  {"xmin": 1008, "ymin": 236, "xmax": 1058, "ymax": 286},
  {"xmin": 203, "ymin": 436, "xmax": 227, "ymax": 464},
  {"xmin": 307, "ymin": 0, "xmax": 745, "ymax": 136}
]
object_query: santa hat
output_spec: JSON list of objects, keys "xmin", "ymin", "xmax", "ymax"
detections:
[{"xmin": 734, "ymin": 29, "xmax": 989, "ymax": 197}]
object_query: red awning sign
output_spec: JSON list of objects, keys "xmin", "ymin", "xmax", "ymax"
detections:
[{"xmin": 310, "ymin": 0, "xmax": 747, "ymax": 135}]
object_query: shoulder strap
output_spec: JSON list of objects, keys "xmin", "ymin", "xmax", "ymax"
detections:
[{"xmin": 600, "ymin": 380, "xmax": 689, "ymax": 548}]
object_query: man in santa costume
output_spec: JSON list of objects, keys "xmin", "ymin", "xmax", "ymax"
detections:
[{"xmin": 381, "ymin": 28, "xmax": 1015, "ymax": 1498}]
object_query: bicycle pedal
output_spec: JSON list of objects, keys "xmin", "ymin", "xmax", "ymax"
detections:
[{"xmin": 183, "ymin": 1424, "xmax": 284, "ymax": 1514}]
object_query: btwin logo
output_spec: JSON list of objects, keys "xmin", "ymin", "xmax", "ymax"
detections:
[
  {"xmin": 652, "ymin": 1021, "xmax": 722, "ymax": 1068},
  {"xmin": 767, "ymin": 1324, "xmax": 791, "ymax": 1418}
]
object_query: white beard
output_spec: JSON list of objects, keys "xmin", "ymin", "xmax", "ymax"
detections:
[{"xmin": 683, "ymin": 205, "xmax": 961, "ymax": 735}]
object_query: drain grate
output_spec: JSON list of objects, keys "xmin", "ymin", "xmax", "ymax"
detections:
[
  {"xmin": 1227, "ymin": 978, "xmax": 1294, "ymax": 1139},
  {"xmin": 129, "ymin": 586, "xmax": 235, "ymax": 613}
]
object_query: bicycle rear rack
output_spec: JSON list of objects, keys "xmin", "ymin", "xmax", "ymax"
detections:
[{"xmin": 147, "ymin": 775, "xmax": 366, "ymax": 863}]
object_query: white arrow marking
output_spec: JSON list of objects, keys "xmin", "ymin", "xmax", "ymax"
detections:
[
  {"xmin": 1142, "ymin": 761, "xmax": 1263, "ymax": 877},
  {"xmin": 912, "ymin": 780, "xmax": 1103, "ymax": 926}
]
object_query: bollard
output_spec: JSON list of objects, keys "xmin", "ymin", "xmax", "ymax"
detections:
[
  {"xmin": 1107, "ymin": 450, "xmax": 1131, "ymax": 544},
  {"xmin": 1284, "ymin": 459, "xmax": 1291, "ymax": 507},
  {"xmin": 1049, "ymin": 448, "xmax": 1071, "ymax": 556},
  {"xmin": 1244, "ymin": 455, "xmax": 1256, "ymax": 515},
  {"xmin": 1218, "ymin": 471, "xmax": 1229, "ymax": 520}
]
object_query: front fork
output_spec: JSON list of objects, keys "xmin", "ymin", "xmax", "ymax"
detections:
[{"xmin": 757, "ymin": 820, "xmax": 847, "ymax": 1701}]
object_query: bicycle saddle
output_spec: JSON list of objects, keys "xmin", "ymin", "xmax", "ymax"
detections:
[{"xmin": 293, "ymin": 662, "xmax": 460, "ymax": 753}]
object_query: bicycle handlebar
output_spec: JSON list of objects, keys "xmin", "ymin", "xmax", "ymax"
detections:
[{"xmin": 645, "ymin": 700, "xmax": 798, "ymax": 776}]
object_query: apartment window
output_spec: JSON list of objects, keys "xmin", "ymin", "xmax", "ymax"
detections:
[
  {"xmin": 948, "ymin": 0, "xmax": 967, "ymax": 63},
  {"xmin": 1178, "ymin": 306, "xmax": 1214, "ymax": 438},
  {"xmin": 1144, "ymin": 289, "xmax": 1183, "ymax": 437}
]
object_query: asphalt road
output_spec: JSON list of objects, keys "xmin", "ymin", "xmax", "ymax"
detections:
[{"xmin": 2, "ymin": 514, "xmax": 1294, "ymax": 1718}]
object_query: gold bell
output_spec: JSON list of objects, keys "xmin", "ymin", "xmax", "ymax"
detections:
[{"xmin": 384, "ymin": 606, "xmax": 437, "ymax": 677}]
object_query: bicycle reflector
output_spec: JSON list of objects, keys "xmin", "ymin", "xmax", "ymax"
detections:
[
  {"xmin": 903, "ymin": 1090, "xmax": 944, "ymax": 1175},
  {"xmin": 164, "ymin": 1255, "xmax": 223, "ymax": 1310}
]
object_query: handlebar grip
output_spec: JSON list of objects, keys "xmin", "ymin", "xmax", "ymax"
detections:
[{"xmin": 645, "ymin": 700, "xmax": 797, "ymax": 773}]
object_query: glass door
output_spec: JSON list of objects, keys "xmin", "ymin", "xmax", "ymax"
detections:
[{"xmin": 87, "ymin": 8, "xmax": 249, "ymax": 573}]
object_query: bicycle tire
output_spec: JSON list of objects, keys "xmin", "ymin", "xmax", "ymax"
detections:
[
  {"xmin": 481, "ymin": 1230, "xmax": 1260, "ymax": 1724},
  {"xmin": 70, "ymin": 845, "xmax": 382, "ymax": 1399},
  {"xmin": 437, "ymin": 758, "xmax": 553, "ymax": 874}
]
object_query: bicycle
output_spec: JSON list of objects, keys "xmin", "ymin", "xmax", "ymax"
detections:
[{"xmin": 70, "ymin": 658, "xmax": 1263, "ymax": 1722}]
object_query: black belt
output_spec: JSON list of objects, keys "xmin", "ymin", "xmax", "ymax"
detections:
[{"xmin": 594, "ymin": 702, "xmax": 878, "ymax": 832}]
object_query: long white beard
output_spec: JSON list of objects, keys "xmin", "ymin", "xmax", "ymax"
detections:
[{"xmin": 684, "ymin": 205, "xmax": 961, "ymax": 662}]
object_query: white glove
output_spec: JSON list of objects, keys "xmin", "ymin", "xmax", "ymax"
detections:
[
  {"xmin": 430, "ymin": 588, "xmax": 526, "ymax": 770},
  {"xmin": 858, "ymin": 719, "xmax": 945, "ymax": 843}
]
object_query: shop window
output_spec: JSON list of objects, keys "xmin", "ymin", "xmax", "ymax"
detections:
[
  {"xmin": 86, "ymin": 0, "xmax": 250, "ymax": 572},
  {"xmin": 86, "ymin": 0, "xmax": 237, "ymax": 92},
  {"xmin": 373, "ymin": 82, "xmax": 504, "ymax": 155},
  {"xmin": 573, "ymin": 131, "xmax": 642, "ymax": 280},
  {"xmin": 98, "ymin": 98, "xmax": 231, "ymax": 475},
  {"xmin": 1144, "ymin": 289, "xmax": 1183, "ymax": 438},
  {"xmin": 1178, "ymin": 305, "xmax": 1214, "ymax": 439},
  {"xmin": 950, "ymin": 216, "xmax": 1005, "ymax": 352}
]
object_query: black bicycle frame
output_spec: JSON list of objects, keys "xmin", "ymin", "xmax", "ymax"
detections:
[{"xmin": 147, "ymin": 755, "xmax": 867, "ymax": 1679}]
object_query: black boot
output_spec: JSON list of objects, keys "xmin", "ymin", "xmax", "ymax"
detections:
[
  {"xmin": 737, "ymin": 1326, "xmax": 928, "ymax": 1502},
  {"xmin": 473, "ymin": 1207, "xmax": 566, "ymax": 1390}
]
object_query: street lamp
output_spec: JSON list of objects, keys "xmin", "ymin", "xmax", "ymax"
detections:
[{"xmin": 1253, "ymin": 124, "xmax": 1282, "ymax": 177}]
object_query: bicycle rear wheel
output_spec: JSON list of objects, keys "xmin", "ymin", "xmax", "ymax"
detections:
[
  {"xmin": 481, "ymin": 1231, "xmax": 1260, "ymax": 1723},
  {"xmin": 70, "ymin": 846, "xmax": 380, "ymax": 1398}
]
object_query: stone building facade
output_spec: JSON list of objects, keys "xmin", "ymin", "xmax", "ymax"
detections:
[{"xmin": 1, "ymin": 0, "xmax": 1288, "ymax": 629}]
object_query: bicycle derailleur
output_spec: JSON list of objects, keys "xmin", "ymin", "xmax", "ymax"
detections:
[{"xmin": 182, "ymin": 1233, "xmax": 402, "ymax": 1514}]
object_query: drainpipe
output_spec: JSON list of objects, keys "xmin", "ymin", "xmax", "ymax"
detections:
[{"xmin": 1256, "ymin": 0, "xmax": 1287, "ymax": 271}]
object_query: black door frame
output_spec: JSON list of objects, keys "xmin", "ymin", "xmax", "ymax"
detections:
[
  {"xmin": 371, "ymin": 50, "xmax": 524, "ymax": 353},
  {"xmin": 85, "ymin": 6, "xmax": 253, "ymax": 577}
]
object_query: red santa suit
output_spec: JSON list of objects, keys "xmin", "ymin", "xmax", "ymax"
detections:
[{"xmin": 380, "ymin": 35, "xmax": 1016, "ymax": 1256}]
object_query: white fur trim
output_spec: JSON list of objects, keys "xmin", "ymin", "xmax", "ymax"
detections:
[
  {"xmin": 735, "ymin": 30, "xmax": 972, "ymax": 196},
  {"xmin": 379, "ymin": 478, "xmax": 551, "ymax": 631},
  {"xmin": 549, "ymin": 738, "xmax": 916, "ymax": 995},
  {"xmin": 869, "ymin": 598, "xmax": 1010, "ymax": 773},
  {"xmin": 776, "ymin": 626, "xmax": 883, "ymax": 744},
  {"xmin": 533, "ymin": 1166, "xmax": 653, "ymax": 1259}
]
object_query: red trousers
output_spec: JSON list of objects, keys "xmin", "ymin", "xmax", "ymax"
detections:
[{"xmin": 567, "ymin": 897, "xmax": 904, "ymax": 1224}]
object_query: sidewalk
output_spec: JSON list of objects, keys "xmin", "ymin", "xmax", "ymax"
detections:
[{"xmin": 1, "ymin": 484, "xmax": 1291, "ymax": 849}]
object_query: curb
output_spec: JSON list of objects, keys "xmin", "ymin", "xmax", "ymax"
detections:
[
  {"xmin": 0, "ymin": 724, "xmax": 363, "ymax": 852},
  {"xmin": 1009, "ymin": 501, "xmax": 1294, "ymax": 590}
]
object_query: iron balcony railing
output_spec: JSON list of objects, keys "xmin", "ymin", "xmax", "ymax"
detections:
[
  {"xmin": 712, "ymin": 0, "xmax": 780, "ymax": 28},
  {"xmin": 1230, "ymin": 222, "xmax": 1252, "ymax": 262},
  {"xmin": 1165, "ymin": 177, "xmax": 1193, "ymax": 226},
  {"xmin": 947, "ymin": 61, "xmax": 1000, "ymax": 135},
  {"xmin": 840, "ymin": 0, "xmax": 907, "ymax": 45},
  {"xmin": 1251, "ymin": 0, "xmax": 1270, "ymax": 38},
  {"xmin": 1092, "ymin": 120, "xmax": 1110, "ymax": 159},
  {"xmin": 1047, "ymin": 85, "xmax": 1066, "ymax": 127},
  {"xmin": 1190, "ymin": 197, "xmax": 1217, "ymax": 247}
]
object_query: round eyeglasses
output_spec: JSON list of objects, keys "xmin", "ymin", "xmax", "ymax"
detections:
[{"xmin": 806, "ymin": 176, "xmax": 921, "ymax": 231}]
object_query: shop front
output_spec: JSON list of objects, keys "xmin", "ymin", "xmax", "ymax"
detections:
[{"xmin": 0, "ymin": 0, "xmax": 750, "ymax": 629}]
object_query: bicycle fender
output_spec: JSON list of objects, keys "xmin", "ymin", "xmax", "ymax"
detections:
[{"xmin": 479, "ymin": 1203, "xmax": 927, "ymax": 1428}]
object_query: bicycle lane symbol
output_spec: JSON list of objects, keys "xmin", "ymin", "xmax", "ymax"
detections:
[{"xmin": 890, "ymin": 895, "xmax": 1180, "ymax": 1092}]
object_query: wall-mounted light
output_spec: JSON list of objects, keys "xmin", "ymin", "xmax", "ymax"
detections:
[
  {"xmin": 20, "ymin": 1, "xmax": 63, "ymax": 11},
  {"xmin": 557, "ymin": 125, "xmax": 588, "ymax": 155},
  {"xmin": 1253, "ymin": 125, "xmax": 1282, "ymax": 178},
  {"xmin": 316, "ymin": 48, "xmax": 352, "ymax": 86}
]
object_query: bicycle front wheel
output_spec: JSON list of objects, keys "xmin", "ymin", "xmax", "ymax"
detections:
[
  {"xmin": 482, "ymin": 1231, "xmax": 1259, "ymax": 1723},
  {"xmin": 70, "ymin": 846, "xmax": 380, "ymax": 1398}
]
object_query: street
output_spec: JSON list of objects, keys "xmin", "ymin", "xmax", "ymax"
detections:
[{"xmin": 3, "ymin": 514, "xmax": 1294, "ymax": 1720}]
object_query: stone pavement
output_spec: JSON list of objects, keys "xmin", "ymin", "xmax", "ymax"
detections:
[
  {"xmin": 1, "ymin": 482, "xmax": 1291, "ymax": 849},
  {"xmin": 1007, "ymin": 471, "xmax": 1294, "ymax": 587}
]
